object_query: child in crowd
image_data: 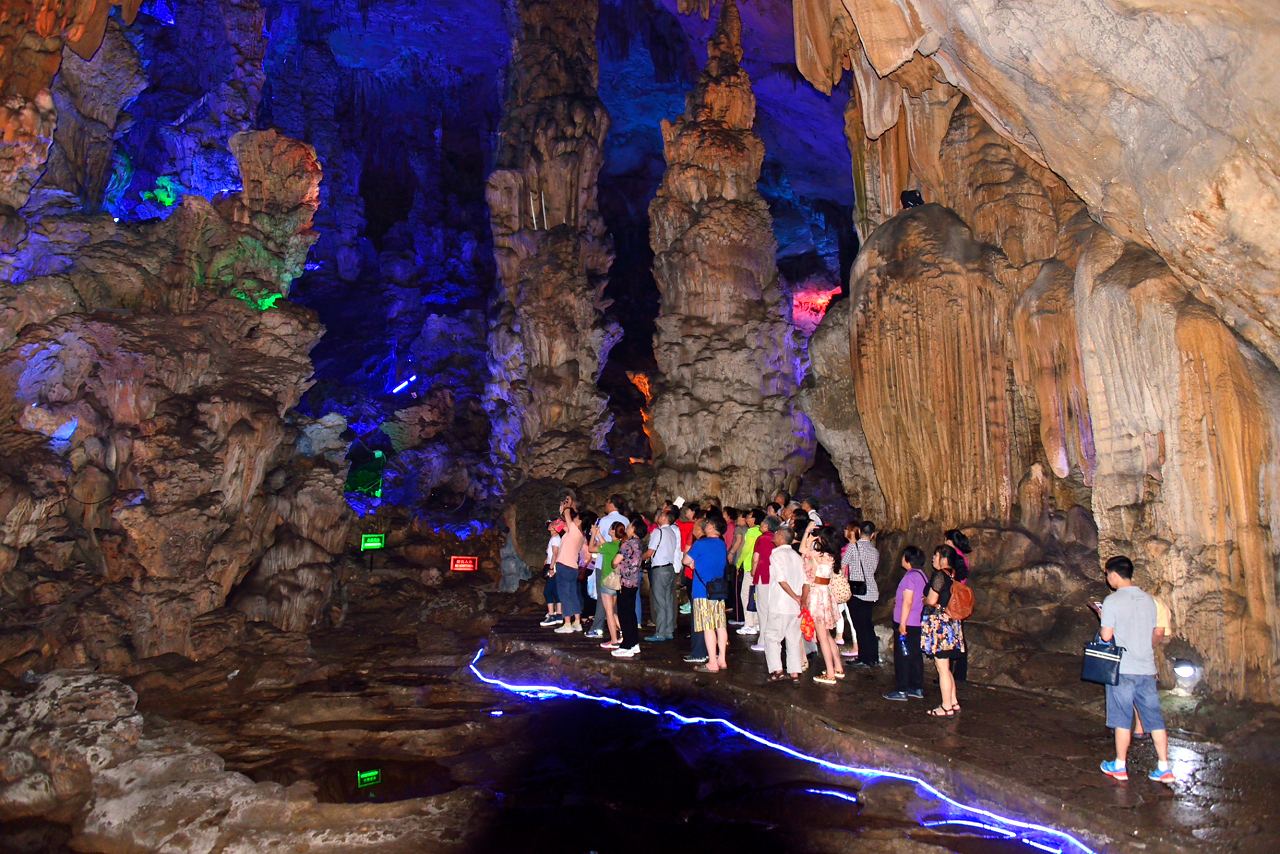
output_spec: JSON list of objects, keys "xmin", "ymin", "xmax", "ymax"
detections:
[{"xmin": 539, "ymin": 519, "xmax": 564, "ymax": 627}]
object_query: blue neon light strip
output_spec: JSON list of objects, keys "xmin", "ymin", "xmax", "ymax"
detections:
[
  {"xmin": 806, "ymin": 787, "xmax": 860, "ymax": 805},
  {"xmin": 469, "ymin": 648, "xmax": 1097, "ymax": 854}
]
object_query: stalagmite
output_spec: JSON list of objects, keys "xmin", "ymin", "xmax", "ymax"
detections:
[
  {"xmin": 484, "ymin": 0, "xmax": 619, "ymax": 487},
  {"xmin": 646, "ymin": 0, "xmax": 813, "ymax": 506}
]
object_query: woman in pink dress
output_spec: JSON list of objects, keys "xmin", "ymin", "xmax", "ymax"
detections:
[{"xmin": 801, "ymin": 526, "xmax": 844, "ymax": 685}]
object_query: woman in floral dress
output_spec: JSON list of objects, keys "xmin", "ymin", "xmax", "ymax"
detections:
[{"xmin": 801, "ymin": 526, "xmax": 844, "ymax": 685}]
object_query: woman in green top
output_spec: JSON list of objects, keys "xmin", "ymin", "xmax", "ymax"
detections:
[{"xmin": 595, "ymin": 521, "xmax": 625, "ymax": 649}]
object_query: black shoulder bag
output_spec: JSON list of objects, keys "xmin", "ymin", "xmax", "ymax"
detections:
[
  {"xmin": 693, "ymin": 556, "xmax": 729, "ymax": 600},
  {"xmin": 850, "ymin": 541, "xmax": 870, "ymax": 598}
]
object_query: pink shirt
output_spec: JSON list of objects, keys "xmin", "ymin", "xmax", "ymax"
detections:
[
  {"xmin": 557, "ymin": 522, "xmax": 586, "ymax": 568},
  {"xmin": 723, "ymin": 523, "xmax": 736, "ymax": 550}
]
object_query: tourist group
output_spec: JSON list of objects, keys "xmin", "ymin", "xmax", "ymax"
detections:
[{"xmin": 536, "ymin": 491, "xmax": 972, "ymax": 718}]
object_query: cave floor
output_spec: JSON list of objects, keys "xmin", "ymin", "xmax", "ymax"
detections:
[{"xmin": 482, "ymin": 616, "xmax": 1280, "ymax": 854}]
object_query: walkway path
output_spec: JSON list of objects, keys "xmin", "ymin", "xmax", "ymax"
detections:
[{"xmin": 483, "ymin": 618, "xmax": 1280, "ymax": 853}]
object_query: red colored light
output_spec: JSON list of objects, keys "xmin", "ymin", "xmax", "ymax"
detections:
[{"xmin": 450, "ymin": 556, "xmax": 479, "ymax": 572}]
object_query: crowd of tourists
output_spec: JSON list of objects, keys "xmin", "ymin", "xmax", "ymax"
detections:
[{"xmin": 536, "ymin": 490, "xmax": 975, "ymax": 717}]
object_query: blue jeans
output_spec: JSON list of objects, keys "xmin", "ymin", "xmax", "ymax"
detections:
[
  {"xmin": 555, "ymin": 563, "xmax": 581, "ymax": 616},
  {"xmin": 1106, "ymin": 674, "xmax": 1165, "ymax": 731}
]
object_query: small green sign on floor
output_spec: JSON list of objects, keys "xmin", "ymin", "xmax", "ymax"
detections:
[
  {"xmin": 360, "ymin": 533, "xmax": 385, "ymax": 552},
  {"xmin": 357, "ymin": 769, "xmax": 382, "ymax": 788}
]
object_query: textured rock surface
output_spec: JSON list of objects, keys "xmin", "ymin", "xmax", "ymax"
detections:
[
  {"xmin": 648, "ymin": 0, "xmax": 812, "ymax": 505},
  {"xmin": 484, "ymin": 0, "xmax": 620, "ymax": 487},
  {"xmin": 794, "ymin": 0, "xmax": 1280, "ymax": 367},
  {"xmin": 829, "ymin": 74, "xmax": 1280, "ymax": 701},
  {"xmin": 799, "ymin": 298, "xmax": 885, "ymax": 522},
  {"xmin": 0, "ymin": 130, "xmax": 352, "ymax": 672},
  {"xmin": 848, "ymin": 205, "xmax": 1022, "ymax": 528},
  {"xmin": 0, "ymin": 670, "xmax": 494, "ymax": 851}
]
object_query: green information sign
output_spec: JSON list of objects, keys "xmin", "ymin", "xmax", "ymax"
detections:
[
  {"xmin": 356, "ymin": 769, "xmax": 382, "ymax": 788},
  {"xmin": 360, "ymin": 533, "xmax": 385, "ymax": 551}
]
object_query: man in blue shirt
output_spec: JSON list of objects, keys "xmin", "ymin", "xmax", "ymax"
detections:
[
  {"xmin": 684, "ymin": 516, "xmax": 729, "ymax": 672},
  {"xmin": 1096, "ymin": 555, "xmax": 1174, "ymax": 785}
]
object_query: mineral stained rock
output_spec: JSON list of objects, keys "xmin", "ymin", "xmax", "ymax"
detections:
[
  {"xmin": 0, "ymin": 129, "xmax": 352, "ymax": 673},
  {"xmin": 821, "ymin": 32, "xmax": 1280, "ymax": 699},
  {"xmin": 793, "ymin": 0, "xmax": 1280, "ymax": 368},
  {"xmin": 484, "ymin": 0, "xmax": 620, "ymax": 487},
  {"xmin": 648, "ymin": 0, "xmax": 813, "ymax": 505},
  {"xmin": 799, "ymin": 299, "xmax": 885, "ymax": 523}
]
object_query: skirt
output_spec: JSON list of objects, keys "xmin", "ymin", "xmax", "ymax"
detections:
[
  {"xmin": 921, "ymin": 610, "xmax": 965, "ymax": 659},
  {"xmin": 808, "ymin": 584, "xmax": 836, "ymax": 632},
  {"xmin": 693, "ymin": 598, "xmax": 727, "ymax": 632}
]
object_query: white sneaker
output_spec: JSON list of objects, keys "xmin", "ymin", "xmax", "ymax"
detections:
[
  {"xmin": 750, "ymin": 643, "xmax": 765, "ymax": 652},
  {"xmin": 554, "ymin": 624, "xmax": 575, "ymax": 634},
  {"xmin": 611, "ymin": 646, "xmax": 640, "ymax": 658},
  {"xmin": 539, "ymin": 615, "xmax": 562, "ymax": 627},
  {"xmin": 736, "ymin": 626, "xmax": 759, "ymax": 636}
]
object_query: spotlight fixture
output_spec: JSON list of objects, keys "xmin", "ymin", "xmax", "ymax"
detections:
[{"xmin": 1170, "ymin": 658, "xmax": 1202, "ymax": 695}]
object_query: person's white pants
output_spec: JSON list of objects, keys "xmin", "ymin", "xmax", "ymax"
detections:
[
  {"xmin": 741, "ymin": 573, "xmax": 757, "ymax": 628},
  {"xmin": 755, "ymin": 583, "xmax": 770, "ymax": 640},
  {"xmin": 764, "ymin": 610, "xmax": 805, "ymax": 674}
]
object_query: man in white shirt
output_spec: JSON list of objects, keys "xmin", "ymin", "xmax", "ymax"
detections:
[
  {"xmin": 586, "ymin": 495, "xmax": 630, "ymax": 639},
  {"xmin": 643, "ymin": 509, "xmax": 681, "ymax": 642},
  {"xmin": 763, "ymin": 527, "xmax": 808, "ymax": 679}
]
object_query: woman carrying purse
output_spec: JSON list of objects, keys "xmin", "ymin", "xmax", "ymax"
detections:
[{"xmin": 921, "ymin": 544, "xmax": 966, "ymax": 716}]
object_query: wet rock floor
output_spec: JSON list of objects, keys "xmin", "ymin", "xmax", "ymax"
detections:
[
  {"xmin": 483, "ymin": 616, "xmax": 1280, "ymax": 853},
  {"xmin": 6, "ymin": 565, "xmax": 1278, "ymax": 852}
]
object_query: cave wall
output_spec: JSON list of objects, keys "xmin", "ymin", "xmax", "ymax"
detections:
[
  {"xmin": 0, "ymin": 5, "xmax": 354, "ymax": 674},
  {"xmin": 796, "ymin": 1, "xmax": 1280, "ymax": 701},
  {"xmin": 647, "ymin": 0, "xmax": 813, "ymax": 506}
]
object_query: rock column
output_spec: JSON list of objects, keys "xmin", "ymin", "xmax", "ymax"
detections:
[
  {"xmin": 484, "ymin": 0, "xmax": 619, "ymax": 486},
  {"xmin": 647, "ymin": 0, "xmax": 812, "ymax": 506}
]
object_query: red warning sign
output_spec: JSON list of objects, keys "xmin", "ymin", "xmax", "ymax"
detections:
[{"xmin": 450, "ymin": 555, "xmax": 479, "ymax": 573}]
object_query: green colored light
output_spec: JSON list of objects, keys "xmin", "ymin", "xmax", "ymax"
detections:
[
  {"xmin": 141, "ymin": 174, "xmax": 181, "ymax": 207},
  {"xmin": 356, "ymin": 769, "xmax": 382, "ymax": 788},
  {"xmin": 345, "ymin": 452, "xmax": 386, "ymax": 498},
  {"xmin": 231, "ymin": 286, "xmax": 285, "ymax": 312},
  {"xmin": 360, "ymin": 533, "xmax": 385, "ymax": 551}
]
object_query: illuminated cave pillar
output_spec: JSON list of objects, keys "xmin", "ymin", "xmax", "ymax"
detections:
[
  {"xmin": 647, "ymin": 0, "xmax": 813, "ymax": 506},
  {"xmin": 483, "ymin": 0, "xmax": 619, "ymax": 488}
]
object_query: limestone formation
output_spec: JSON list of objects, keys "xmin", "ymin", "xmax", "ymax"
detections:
[
  {"xmin": 484, "ymin": 0, "xmax": 619, "ymax": 487},
  {"xmin": 799, "ymin": 299, "xmax": 885, "ymax": 522},
  {"xmin": 648, "ymin": 0, "xmax": 813, "ymax": 506},
  {"xmin": 824, "ymin": 65, "xmax": 1274, "ymax": 701},
  {"xmin": 0, "ymin": 130, "xmax": 352, "ymax": 672},
  {"xmin": 848, "ymin": 205, "xmax": 1023, "ymax": 529},
  {"xmin": 0, "ymin": 671, "xmax": 493, "ymax": 850},
  {"xmin": 793, "ymin": 0, "xmax": 1280, "ymax": 368}
]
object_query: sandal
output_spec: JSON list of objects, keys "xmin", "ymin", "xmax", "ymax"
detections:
[
  {"xmin": 927, "ymin": 706, "xmax": 956, "ymax": 717},
  {"xmin": 693, "ymin": 664, "xmax": 721, "ymax": 673},
  {"xmin": 813, "ymin": 673, "xmax": 838, "ymax": 686},
  {"xmin": 789, "ymin": 673, "xmax": 802, "ymax": 682},
  {"xmin": 768, "ymin": 671, "xmax": 786, "ymax": 682},
  {"xmin": 833, "ymin": 671, "xmax": 846, "ymax": 679}
]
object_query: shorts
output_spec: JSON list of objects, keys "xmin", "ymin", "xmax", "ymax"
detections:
[
  {"xmin": 693, "ymin": 598, "xmax": 726, "ymax": 632},
  {"xmin": 1106, "ymin": 674, "xmax": 1165, "ymax": 731}
]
